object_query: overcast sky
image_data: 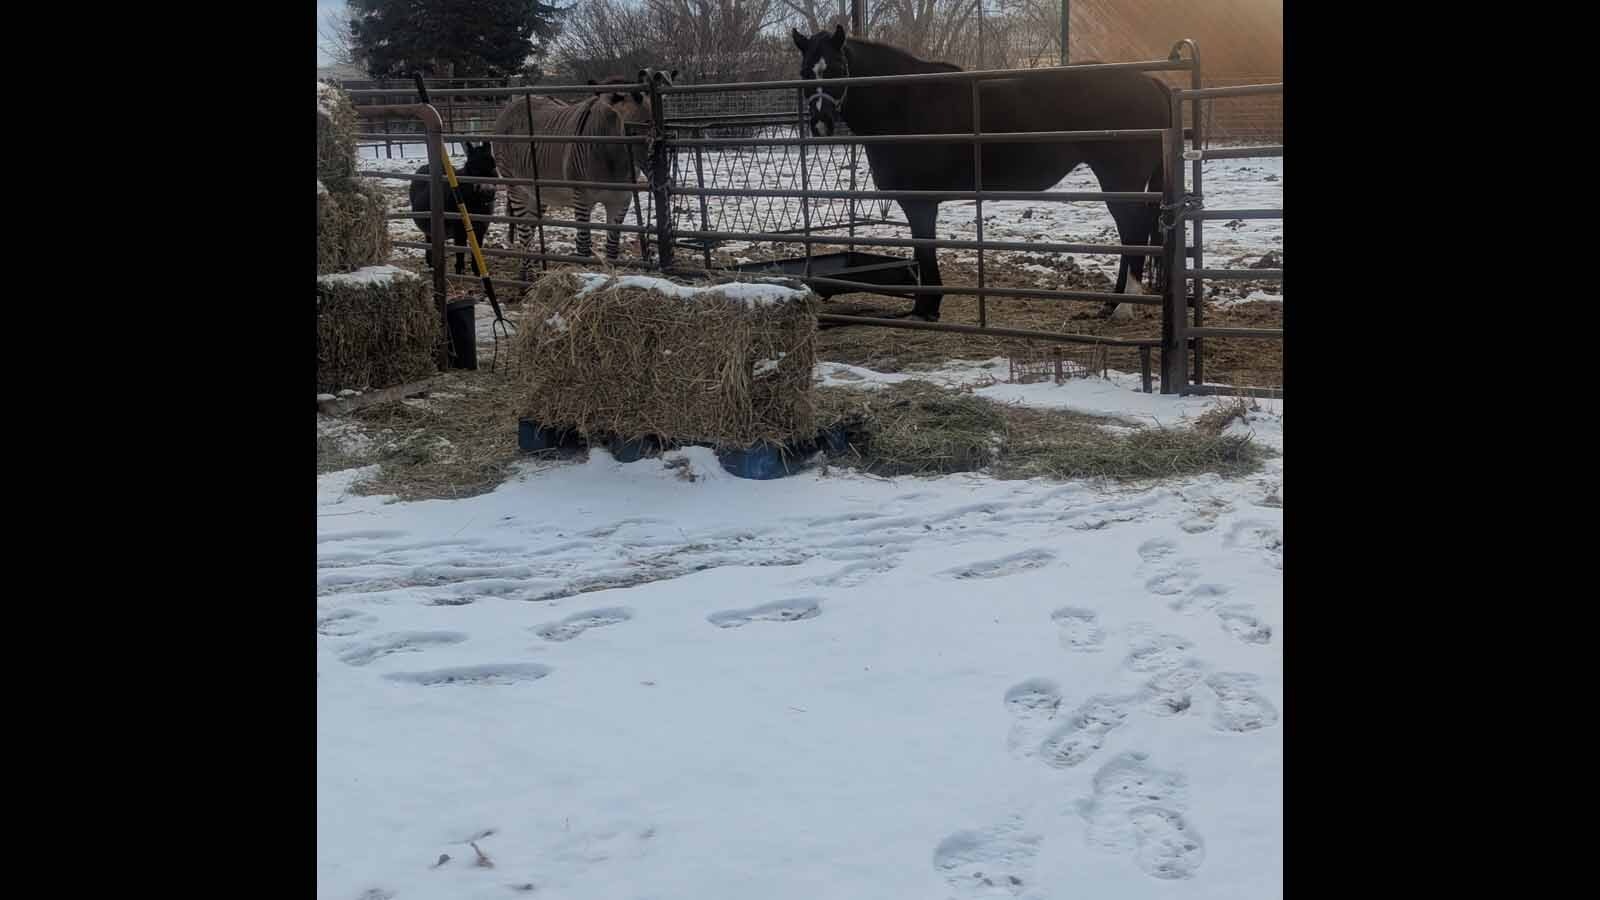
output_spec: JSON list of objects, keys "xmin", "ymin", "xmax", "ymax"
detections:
[{"xmin": 316, "ymin": 0, "xmax": 342, "ymax": 67}]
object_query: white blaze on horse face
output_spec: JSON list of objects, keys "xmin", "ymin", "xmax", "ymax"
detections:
[{"xmin": 812, "ymin": 58, "xmax": 827, "ymax": 77}]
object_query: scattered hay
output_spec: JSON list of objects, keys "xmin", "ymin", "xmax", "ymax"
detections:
[
  {"xmin": 317, "ymin": 266, "xmax": 441, "ymax": 394},
  {"xmin": 1192, "ymin": 396, "xmax": 1258, "ymax": 435},
  {"xmin": 317, "ymin": 82, "xmax": 361, "ymax": 191},
  {"xmin": 815, "ymin": 381, "xmax": 1006, "ymax": 476},
  {"xmin": 516, "ymin": 272, "xmax": 819, "ymax": 448},
  {"xmin": 317, "ymin": 368, "xmax": 534, "ymax": 502},
  {"xmin": 816, "ymin": 381, "xmax": 1268, "ymax": 482},
  {"xmin": 996, "ymin": 406, "xmax": 1264, "ymax": 482},
  {"xmin": 317, "ymin": 180, "xmax": 391, "ymax": 274}
]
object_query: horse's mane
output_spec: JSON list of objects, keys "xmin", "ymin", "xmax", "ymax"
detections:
[{"xmin": 845, "ymin": 38, "xmax": 963, "ymax": 73}]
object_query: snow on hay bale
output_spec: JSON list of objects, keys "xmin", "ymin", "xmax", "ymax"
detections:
[
  {"xmin": 517, "ymin": 272, "xmax": 819, "ymax": 448},
  {"xmin": 317, "ymin": 179, "xmax": 391, "ymax": 275},
  {"xmin": 317, "ymin": 82, "xmax": 361, "ymax": 191},
  {"xmin": 317, "ymin": 266, "xmax": 441, "ymax": 394}
]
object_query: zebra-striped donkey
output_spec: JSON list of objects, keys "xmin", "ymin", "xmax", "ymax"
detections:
[{"xmin": 493, "ymin": 70, "xmax": 676, "ymax": 280}]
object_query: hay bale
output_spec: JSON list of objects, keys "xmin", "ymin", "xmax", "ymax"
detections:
[
  {"xmin": 317, "ymin": 179, "xmax": 391, "ymax": 274},
  {"xmin": 317, "ymin": 82, "xmax": 361, "ymax": 191},
  {"xmin": 517, "ymin": 272, "xmax": 818, "ymax": 448},
  {"xmin": 317, "ymin": 266, "xmax": 442, "ymax": 393}
]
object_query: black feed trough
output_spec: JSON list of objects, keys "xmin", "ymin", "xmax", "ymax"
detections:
[{"xmin": 731, "ymin": 251, "xmax": 920, "ymax": 300}]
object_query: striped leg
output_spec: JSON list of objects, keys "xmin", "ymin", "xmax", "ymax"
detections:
[
  {"xmin": 506, "ymin": 191, "xmax": 520, "ymax": 248},
  {"xmin": 573, "ymin": 202, "xmax": 594, "ymax": 259},
  {"xmin": 519, "ymin": 202, "xmax": 545, "ymax": 283},
  {"xmin": 604, "ymin": 201, "xmax": 625, "ymax": 262}
]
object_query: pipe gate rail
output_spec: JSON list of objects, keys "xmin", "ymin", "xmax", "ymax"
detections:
[{"xmin": 345, "ymin": 41, "xmax": 1282, "ymax": 396}]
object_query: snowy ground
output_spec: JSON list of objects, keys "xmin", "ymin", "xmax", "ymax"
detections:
[
  {"xmin": 359, "ymin": 142, "xmax": 1282, "ymax": 300},
  {"xmin": 317, "ymin": 364, "xmax": 1283, "ymax": 899}
]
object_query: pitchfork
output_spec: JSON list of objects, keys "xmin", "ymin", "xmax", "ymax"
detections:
[{"xmin": 413, "ymin": 73, "xmax": 515, "ymax": 371}]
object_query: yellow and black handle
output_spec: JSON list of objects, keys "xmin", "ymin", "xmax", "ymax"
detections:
[{"xmin": 414, "ymin": 74, "xmax": 507, "ymax": 329}]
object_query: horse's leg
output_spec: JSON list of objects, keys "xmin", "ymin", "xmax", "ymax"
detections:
[
  {"xmin": 453, "ymin": 223, "xmax": 466, "ymax": 275},
  {"xmin": 1090, "ymin": 154, "xmax": 1162, "ymax": 321},
  {"xmin": 900, "ymin": 199, "xmax": 943, "ymax": 321}
]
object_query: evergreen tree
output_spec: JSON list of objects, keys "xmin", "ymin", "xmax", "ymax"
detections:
[{"xmin": 347, "ymin": 1, "xmax": 566, "ymax": 79}]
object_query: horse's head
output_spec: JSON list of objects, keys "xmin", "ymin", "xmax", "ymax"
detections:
[
  {"xmin": 460, "ymin": 140, "xmax": 496, "ymax": 177},
  {"xmin": 792, "ymin": 24, "xmax": 849, "ymax": 137}
]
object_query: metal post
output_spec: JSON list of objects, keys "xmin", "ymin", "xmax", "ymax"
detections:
[
  {"xmin": 972, "ymin": 79, "xmax": 986, "ymax": 327},
  {"xmin": 648, "ymin": 70, "xmax": 675, "ymax": 271},
  {"xmin": 1061, "ymin": 0, "xmax": 1070, "ymax": 65},
  {"xmin": 798, "ymin": 87, "xmax": 814, "ymax": 280},
  {"xmin": 692, "ymin": 126, "xmax": 712, "ymax": 269},
  {"xmin": 523, "ymin": 92, "xmax": 550, "ymax": 273},
  {"xmin": 1159, "ymin": 97, "xmax": 1188, "ymax": 394},
  {"xmin": 978, "ymin": 0, "xmax": 986, "ymax": 70},
  {"xmin": 1186, "ymin": 42, "xmax": 1206, "ymax": 386},
  {"xmin": 426, "ymin": 120, "xmax": 450, "ymax": 370},
  {"xmin": 848, "ymin": 141, "xmax": 858, "ymax": 257}
]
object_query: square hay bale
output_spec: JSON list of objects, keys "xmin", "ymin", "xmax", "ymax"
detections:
[
  {"xmin": 317, "ymin": 179, "xmax": 391, "ymax": 274},
  {"xmin": 317, "ymin": 82, "xmax": 360, "ymax": 191},
  {"xmin": 317, "ymin": 266, "xmax": 442, "ymax": 394},
  {"xmin": 517, "ymin": 272, "xmax": 819, "ymax": 448}
]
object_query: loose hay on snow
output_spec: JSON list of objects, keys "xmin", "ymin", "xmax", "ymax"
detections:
[
  {"xmin": 516, "ymin": 272, "xmax": 819, "ymax": 448},
  {"xmin": 317, "ymin": 266, "xmax": 442, "ymax": 394},
  {"xmin": 815, "ymin": 381, "xmax": 1006, "ymax": 476},
  {"xmin": 816, "ymin": 380, "xmax": 1267, "ymax": 482},
  {"xmin": 317, "ymin": 180, "xmax": 391, "ymax": 274}
]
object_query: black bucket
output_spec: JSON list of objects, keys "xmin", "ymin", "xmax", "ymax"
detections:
[{"xmin": 447, "ymin": 300, "xmax": 477, "ymax": 370}]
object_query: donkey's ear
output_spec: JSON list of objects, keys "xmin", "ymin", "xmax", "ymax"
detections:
[
  {"xmin": 637, "ymin": 68, "xmax": 650, "ymax": 85},
  {"xmin": 669, "ymin": 69, "xmax": 678, "ymax": 81},
  {"xmin": 830, "ymin": 24, "xmax": 847, "ymax": 49},
  {"xmin": 792, "ymin": 28, "xmax": 809, "ymax": 52}
]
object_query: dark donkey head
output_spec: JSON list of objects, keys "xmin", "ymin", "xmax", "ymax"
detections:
[
  {"xmin": 792, "ymin": 24, "xmax": 849, "ymax": 137},
  {"xmin": 459, "ymin": 140, "xmax": 497, "ymax": 177}
]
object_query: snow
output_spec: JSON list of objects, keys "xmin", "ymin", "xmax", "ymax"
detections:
[
  {"xmin": 318, "ymin": 366, "xmax": 1283, "ymax": 899},
  {"xmin": 318, "ymin": 265, "xmax": 420, "ymax": 287},
  {"xmin": 317, "ymin": 179, "xmax": 328, "ymax": 196},
  {"xmin": 572, "ymin": 272, "xmax": 813, "ymax": 306},
  {"xmin": 317, "ymin": 81, "xmax": 341, "ymax": 118},
  {"xmin": 1215, "ymin": 289, "xmax": 1282, "ymax": 309}
]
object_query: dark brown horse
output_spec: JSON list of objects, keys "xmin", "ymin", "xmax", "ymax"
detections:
[{"xmin": 792, "ymin": 26, "xmax": 1172, "ymax": 321}]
